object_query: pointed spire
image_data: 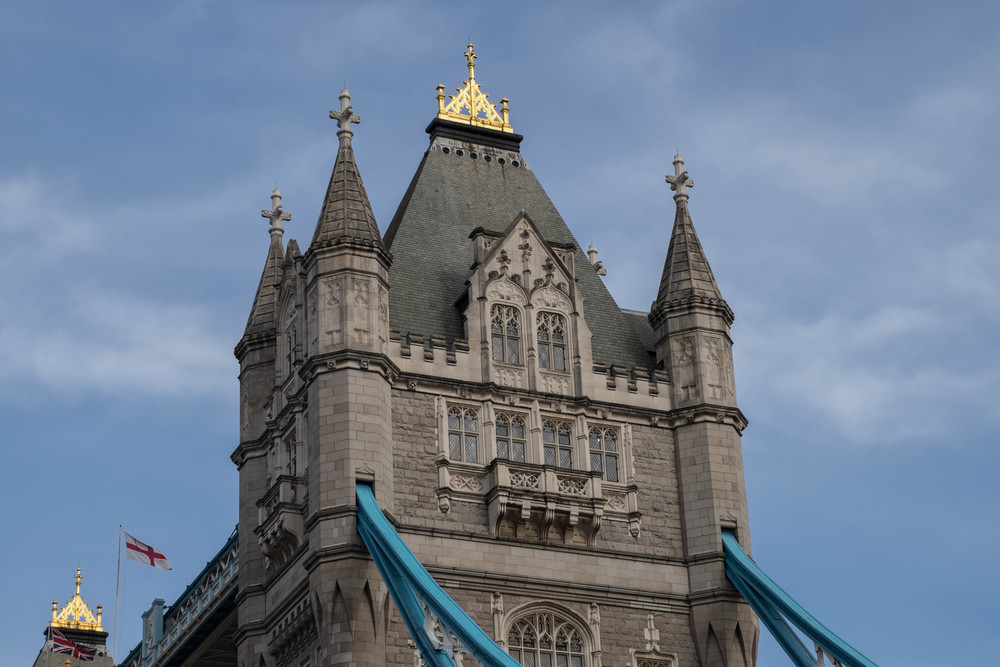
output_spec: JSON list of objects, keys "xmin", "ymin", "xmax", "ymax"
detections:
[
  {"xmin": 652, "ymin": 154, "xmax": 733, "ymax": 325},
  {"xmin": 244, "ymin": 189, "xmax": 288, "ymax": 337},
  {"xmin": 312, "ymin": 89, "xmax": 383, "ymax": 247}
]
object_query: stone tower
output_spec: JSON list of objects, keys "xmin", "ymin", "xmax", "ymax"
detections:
[
  {"xmin": 648, "ymin": 155, "xmax": 757, "ymax": 666},
  {"xmin": 226, "ymin": 45, "xmax": 758, "ymax": 667},
  {"xmin": 234, "ymin": 88, "xmax": 396, "ymax": 667}
]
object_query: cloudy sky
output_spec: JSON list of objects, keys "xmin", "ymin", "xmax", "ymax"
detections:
[{"xmin": 4, "ymin": 2, "xmax": 998, "ymax": 664}]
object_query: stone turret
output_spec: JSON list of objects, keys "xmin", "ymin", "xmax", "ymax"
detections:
[
  {"xmin": 649, "ymin": 155, "xmax": 758, "ymax": 667},
  {"xmin": 232, "ymin": 188, "xmax": 292, "ymax": 662},
  {"xmin": 300, "ymin": 89, "xmax": 395, "ymax": 667}
]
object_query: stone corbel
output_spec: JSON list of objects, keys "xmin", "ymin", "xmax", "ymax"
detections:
[
  {"xmin": 540, "ymin": 499, "xmax": 557, "ymax": 537},
  {"xmin": 584, "ymin": 508, "xmax": 603, "ymax": 547}
]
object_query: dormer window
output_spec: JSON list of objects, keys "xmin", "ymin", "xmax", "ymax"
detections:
[
  {"xmin": 537, "ymin": 312, "xmax": 567, "ymax": 371},
  {"xmin": 491, "ymin": 304, "xmax": 521, "ymax": 364}
]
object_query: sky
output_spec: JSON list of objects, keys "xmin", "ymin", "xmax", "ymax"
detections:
[{"xmin": 3, "ymin": 1, "xmax": 998, "ymax": 665}]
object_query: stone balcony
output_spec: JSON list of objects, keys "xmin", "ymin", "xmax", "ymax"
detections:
[{"xmin": 256, "ymin": 474, "xmax": 306, "ymax": 568}]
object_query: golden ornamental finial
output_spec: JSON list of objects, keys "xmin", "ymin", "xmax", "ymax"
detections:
[
  {"xmin": 435, "ymin": 43, "xmax": 513, "ymax": 133},
  {"xmin": 465, "ymin": 42, "xmax": 477, "ymax": 81},
  {"xmin": 52, "ymin": 569, "xmax": 103, "ymax": 631}
]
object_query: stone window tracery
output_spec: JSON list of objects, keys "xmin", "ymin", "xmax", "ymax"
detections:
[
  {"xmin": 589, "ymin": 427, "xmax": 620, "ymax": 482},
  {"xmin": 543, "ymin": 420, "xmax": 573, "ymax": 468},
  {"xmin": 495, "ymin": 413, "xmax": 527, "ymax": 462},
  {"xmin": 448, "ymin": 407, "xmax": 480, "ymax": 463},
  {"xmin": 284, "ymin": 433, "xmax": 297, "ymax": 477},
  {"xmin": 507, "ymin": 610, "xmax": 587, "ymax": 667},
  {"xmin": 491, "ymin": 304, "xmax": 521, "ymax": 364},
  {"xmin": 536, "ymin": 312, "xmax": 567, "ymax": 371}
]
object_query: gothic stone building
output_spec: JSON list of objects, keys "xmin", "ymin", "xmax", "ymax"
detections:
[{"xmin": 165, "ymin": 45, "xmax": 757, "ymax": 667}]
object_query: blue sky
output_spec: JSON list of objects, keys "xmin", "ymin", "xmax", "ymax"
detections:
[{"xmin": 4, "ymin": 2, "xmax": 998, "ymax": 664}]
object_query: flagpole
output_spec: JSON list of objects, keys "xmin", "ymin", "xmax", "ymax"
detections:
[{"xmin": 113, "ymin": 524, "xmax": 122, "ymax": 662}]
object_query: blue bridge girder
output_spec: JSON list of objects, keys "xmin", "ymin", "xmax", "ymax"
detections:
[{"xmin": 722, "ymin": 529, "xmax": 878, "ymax": 667}]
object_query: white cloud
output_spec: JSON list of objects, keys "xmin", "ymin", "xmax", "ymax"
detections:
[
  {"xmin": 738, "ymin": 305, "xmax": 997, "ymax": 444},
  {"xmin": 925, "ymin": 237, "xmax": 1000, "ymax": 309},
  {"xmin": 0, "ymin": 289, "xmax": 234, "ymax": 398}
]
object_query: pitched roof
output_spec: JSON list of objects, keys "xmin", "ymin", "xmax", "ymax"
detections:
[
  {"xmin": 243, "ymin": 232, "xmax": 285, "ymax": 338},
  {"xmin": 656, "ymin": 200, "xmax": 725, "ymax": 304},
  {"xmin": 311, "ymin": 136, "xmax": 382, "ymax": 247},
  {"xmin": 384, "ymin": 120, "xmax": 653, "ymax": 370}
]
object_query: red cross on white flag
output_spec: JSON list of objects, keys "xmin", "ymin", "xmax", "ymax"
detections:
[{"xmin": 124, "ymin": 531, "xmax": 172, "ymax": 570}]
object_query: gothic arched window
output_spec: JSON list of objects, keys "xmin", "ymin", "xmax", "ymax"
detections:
[
  {"xmin": 491, "ymin": 304, "xmax": 521, "ymax": 364},
  {"xmin": 536, "ymin": 312, "xmax": 567, "ymax": 371},
  {"xmin": 589, "ymin": 427, "xmax": 619, "ymax": 482},
  {"xmin": 543, "ymin": 420, "xmax": 573, "ymax": 468},
  {"xmin": 448, "ymin": 407, "xmax": 480, "ymax": 463},
  {"xmin": 496, "ymin": 414, "xmax": 527, "ymax": 462},
  {"xmin": 507, "ymin": 609, "xmax": 587, "ymax": 667}
]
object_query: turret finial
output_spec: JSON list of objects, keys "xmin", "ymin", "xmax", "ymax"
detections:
[
  {"xmin": 665, "ymin": 153, "xmax": 694, "ymax": 202},
  {"xmin": 261, "ymin": 188, "xmax": 292, "ymax": 237},
  {"xmin": 465, "ymin": 42, "xmax": 477, "ymax": 81},
  {"xmin": 436, "ymin": 43, "xmax": 513, "ymax": 133},
  {"xmin": 330, "ymin": 88, "xmax": 361, "ymax": 144}
]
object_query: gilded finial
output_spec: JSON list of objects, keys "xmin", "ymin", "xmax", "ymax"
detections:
[
  {"xmin": 465, "ymin": 42, "xmax": 477, "ymax": 81},
  {"xmin": 436, "ymin": 43, "xmax": 513, "ymax": 133},
  {"xmin": 665, "ymin": 153, "xmax": 694, "ymax": 202},
  {"xmin": 52, "ymin": 569, "xmax": 103, "ymax": 631},
  {"xmin": 262, "ymin": 188, "xmax": 292, "ymax": 237},
  {"xmin": 329, "ymin": 88, "xmax": 361, "ymax": 144}
]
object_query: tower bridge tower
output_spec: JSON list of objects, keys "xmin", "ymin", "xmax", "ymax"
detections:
[{"xmin": 226, "ymin": 44, "xmax": 756, "ymax": 667}]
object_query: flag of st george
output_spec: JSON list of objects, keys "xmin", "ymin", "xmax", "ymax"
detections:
[
  {"xmin": 124, "ymin": 530, "xmax": 172, "ymax": 570},
  {"xmin": 52, "ymin": 628, "xmax": 96, "ymax": 662}
]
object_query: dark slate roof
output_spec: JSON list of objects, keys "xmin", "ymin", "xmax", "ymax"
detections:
[
  {"xmin": 243, "ymin": 232, "xmax": 285, "ymax": 337},
  {"xmin": 621, "ymin": 309, "xmax": 657, "ymax": 354},
  {"xmin": 656, "ymin": 200, "xmax": 725, "ymax": 305},
  {"xmin": 311, "ymin": 137, "xmax": 382, "ymax": 246},
  {"xmin": 384, "ymin": 122, "xmax": 654, "ymax": 370}
]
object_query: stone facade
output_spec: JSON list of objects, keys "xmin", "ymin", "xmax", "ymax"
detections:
[{"xmin": 227, "ymin": 58, "xmax": 757, "ymax": 667}]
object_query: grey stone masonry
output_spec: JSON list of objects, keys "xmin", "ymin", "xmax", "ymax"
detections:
[{"xmin": 229, "ymin": 75, "xmax": 758, "ymax": 667}]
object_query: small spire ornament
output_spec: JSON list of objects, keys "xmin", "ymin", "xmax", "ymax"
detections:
[
  {"xmin": 261, "ymin": 188, "xmax": 292, "ymax": 237},
  {"xmin": 665, "ymin": 153, "xmax": 694, "ymax": 202},
  {"xmin": 330, "ymin": 88, "xmax": 361, "ymax": 143}
]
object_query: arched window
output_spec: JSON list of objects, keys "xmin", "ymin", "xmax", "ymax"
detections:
[
  {"xmin": 448, "ymin": 407, "xmax": 479, "ymax": 463},
  {"xmin": 537, "ymin": 312, "xmax": 567, "ymax": 371},
  {"xmin": 496, "ymin": 414, "xmax": 527, "ymax": 462},
  {"xmin": 507, "ymin": 609, "xmax": 587, "ymax": 667},
  {"xmin": 543, "ymin": 421, "xmax": 573, "ymax": 468},
  {"xmin": 589, "ymin": 427, "xmax": 619, "ymax": 482},
  {"xmin": 491, "ymin": 304, "xmax": 521, "ymax": 364}
]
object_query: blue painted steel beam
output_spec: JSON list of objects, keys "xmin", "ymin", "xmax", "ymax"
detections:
[
  {"xmin": 722, "ymin": 530, "xmax": 879, "ymax": 667},
  {"xmin": 357, "ymin": 482, "xmax": 524, "ymax": 667}
]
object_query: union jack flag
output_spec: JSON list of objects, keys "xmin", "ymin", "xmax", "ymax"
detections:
[{"xmin": 51, "ymin": 628, "xmax": 96, "ymax": 662}]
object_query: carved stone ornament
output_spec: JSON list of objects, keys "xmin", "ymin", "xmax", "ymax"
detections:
[
  {"xmin": 533, "ymin": 284, "xmax": 571, "ymax": 311},
  {"xmin": 486, "ymin": 277, "xmax": 526, "ymax": 305}
]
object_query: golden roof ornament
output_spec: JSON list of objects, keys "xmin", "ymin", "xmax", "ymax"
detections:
[
  {"xmin": 51, "ymin": 568, "xmax": 103, "ymax": 631},
  {"xmin": 436, "ymin": 42, "xmax": 512, "ymax": 133}
]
